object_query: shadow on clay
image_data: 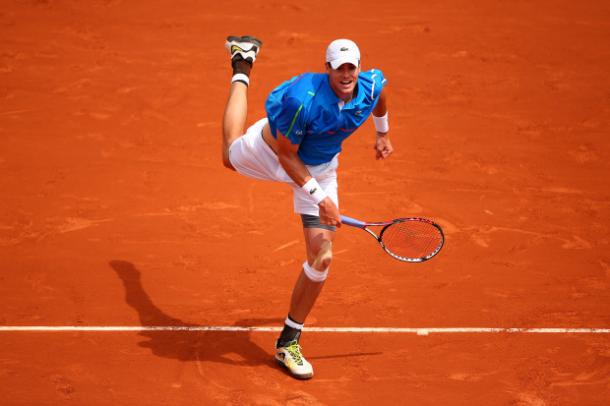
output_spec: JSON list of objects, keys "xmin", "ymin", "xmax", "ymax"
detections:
[{"xmin": 109, "ymin": 260, "xmax": 276, "ymax": 368}]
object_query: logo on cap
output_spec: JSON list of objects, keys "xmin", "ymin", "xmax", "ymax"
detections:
[{"xmin": 340, "ymin": 47, "xmax": 349, "ymax": 51}]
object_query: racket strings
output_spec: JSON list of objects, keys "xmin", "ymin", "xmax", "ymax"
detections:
[{"xmin": 381, "ymin": 220, "xmax": 443, "ymax": 260}]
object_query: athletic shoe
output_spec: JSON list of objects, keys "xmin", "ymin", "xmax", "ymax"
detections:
[
  {"xmin": 225, "ymin": 35, "xmax": 262, "ymax": 64},
  {"xmin": 275, "ymin": 340, "xmax": 314, "ymax": 379}
]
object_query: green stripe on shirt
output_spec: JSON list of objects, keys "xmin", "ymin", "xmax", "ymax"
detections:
[{"xmin": 285, "ymin": 104, "xmax": 304, "ymax": 139}]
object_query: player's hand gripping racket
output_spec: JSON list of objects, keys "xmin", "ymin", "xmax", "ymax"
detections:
[{"xmin": 341, "ymin": 215, "xmax": 444, "ymax": 263}]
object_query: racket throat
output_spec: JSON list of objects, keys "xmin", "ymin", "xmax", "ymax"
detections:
[{"xmin": 363, "ymin": 227, "xmax": 380, "ymax": 241}]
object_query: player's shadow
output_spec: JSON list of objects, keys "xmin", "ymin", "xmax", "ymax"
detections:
[{"xmin": 109, "ymin": 260, "xmax": 277, "ymax": 368}]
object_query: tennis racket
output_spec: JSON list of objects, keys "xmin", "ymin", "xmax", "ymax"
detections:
[{"xmin": 341, "ymin": 215, "xmax": 444, "ymax": 263}]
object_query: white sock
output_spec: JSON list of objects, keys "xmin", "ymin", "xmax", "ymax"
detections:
[{"xmin": 231, "ymin": 73, "xmax": 249, "ymax": 86}]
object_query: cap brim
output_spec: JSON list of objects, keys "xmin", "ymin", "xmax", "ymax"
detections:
[{"xmin": 329, "ymin": 57, "xmax": 360, "ymax": 70}]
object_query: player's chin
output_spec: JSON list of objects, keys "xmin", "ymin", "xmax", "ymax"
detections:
[{"xmin": 337, "ymin": 87, "xmax": 354, "ymax": 99}]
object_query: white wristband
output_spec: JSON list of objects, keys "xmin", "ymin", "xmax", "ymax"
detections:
[
  {"xmin": 301, "ymin": 178, "xmax": 327, "ymax": 204},
  {"xmin": 373, "ymin": 112, "xmax": 389, "ymax": 133}
]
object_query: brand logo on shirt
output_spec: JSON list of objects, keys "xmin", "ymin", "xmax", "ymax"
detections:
[
  {"xmin": 355, "ymin": 110, "xmax": 362, "ymax": 115},
  {"xmin": 309, "ymin": 187, "xmax": 317, "ymax": 195}
]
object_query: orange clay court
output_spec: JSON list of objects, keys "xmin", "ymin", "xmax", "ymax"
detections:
[{"xmin": 1, "ymin": 0, "xmax": 609, "ymax": 404}]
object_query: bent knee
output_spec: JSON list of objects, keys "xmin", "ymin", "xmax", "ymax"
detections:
[
  {"xmin": 303, "ymin": 240, "xmax": 333, "ymax": 282},
  {"xmin": 222, "ymin": 154, "xmax": 236, "ymax": 171},
  {"xmin": 312, "ymin": 240, "xmax": 332, "ymax": 271}
]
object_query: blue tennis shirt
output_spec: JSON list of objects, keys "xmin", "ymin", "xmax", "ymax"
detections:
[{"xmin": 265, "ymin": 69, "xmax": 387, "ymax": 165}]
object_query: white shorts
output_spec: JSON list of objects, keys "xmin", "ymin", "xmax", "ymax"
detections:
[{"xmin": 228, "ymin": 118, "xmax": 339, "ymax": 216}]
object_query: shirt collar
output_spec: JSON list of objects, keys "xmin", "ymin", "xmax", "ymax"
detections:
[{"xmin": 321, "ymin": 74, "xmax": 365, "ymax": 110}]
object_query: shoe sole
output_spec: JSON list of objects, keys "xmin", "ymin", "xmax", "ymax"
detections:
[
  {"xmin": 226, "ymin": 35, "xmax": 263, "ymax": 47},
  {"xmin": 225, "ymin": 35, "xmax": 262, "ymax": 64},
  {"xmin": 274, "ymin": 357, "xmax": 314, "ymax": 380}
]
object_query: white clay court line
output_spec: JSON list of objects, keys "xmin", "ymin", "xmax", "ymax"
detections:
[{"xmin": 0, "ymin": 326, "xmax": 608, "ymax": 335}]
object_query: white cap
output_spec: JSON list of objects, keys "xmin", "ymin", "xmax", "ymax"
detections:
[{"xmin": 325, "ymin": 39, "xmax": 360, "ymax": 69}]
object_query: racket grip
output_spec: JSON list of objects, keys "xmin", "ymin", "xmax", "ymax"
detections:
[{"xmin": 340, "ymin": 215, "xmax": 367, "ymax": 228}]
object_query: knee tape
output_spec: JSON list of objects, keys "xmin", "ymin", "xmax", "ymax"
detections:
[{"xmin": 303, "ymin": 261, "xmax": 329, "ymax": 282}]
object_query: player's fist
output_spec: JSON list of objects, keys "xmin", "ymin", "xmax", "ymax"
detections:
[
  {"xmin": 374, "ymin": 133, "xmax": 393, "ymax": 160},
  {"xmin": 318, "ymin": 197, "xmax": 341, "ymax": 227}
]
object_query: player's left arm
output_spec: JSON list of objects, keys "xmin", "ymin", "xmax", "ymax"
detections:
[{"xmin": 372, "ymin": 88, "xmax": 393, "ymax": 160}]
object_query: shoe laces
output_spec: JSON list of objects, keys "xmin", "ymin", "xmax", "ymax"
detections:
[{"xmin": 285, "ymin": 340, "xmax": 304, "ymax": 365}]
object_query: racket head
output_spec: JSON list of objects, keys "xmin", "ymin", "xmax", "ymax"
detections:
[{"xmin": 378, "ymin": 217, "xmax": 445, "ymax": 262}]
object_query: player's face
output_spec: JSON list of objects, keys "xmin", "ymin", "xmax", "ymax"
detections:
[{"xmin": 326, "ymin": 62, "xmax": 360, "ymax": 101}]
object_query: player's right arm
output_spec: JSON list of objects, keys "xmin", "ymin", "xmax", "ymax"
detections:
[
  {"xmin": 270, "ymin": 93, "xmax": 341, "ymax": 226},
  {"xmin": 276, "ymin": 132, "xmax": 341, "ymax": 227}
]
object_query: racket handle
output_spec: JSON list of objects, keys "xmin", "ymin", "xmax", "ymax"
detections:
[{"xmin": 340, "ymin": 215, "xmax": 367, "ymax": 228}]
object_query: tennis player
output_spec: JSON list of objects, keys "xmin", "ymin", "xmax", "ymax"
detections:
[{"xmin": 221, "ymin": 35, "xmax": 393, "ymax": 379}]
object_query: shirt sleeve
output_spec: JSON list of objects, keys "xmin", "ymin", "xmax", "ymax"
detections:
[
  {"xmin": 369, "ymin": 69, "xmax": 387, "ymax": 100},
  {"xmin": 274, "ymin": 96, "xmax": 307, "ymax": 145}
]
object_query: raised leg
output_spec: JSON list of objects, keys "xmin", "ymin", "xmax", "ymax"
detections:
[
  {"xmin": 222, "ymin": 83, "xmax": 248, "ymax": 169},
  {"xmin": 220, "ymin": 35, "xmax": 262, "ymax": 170}
]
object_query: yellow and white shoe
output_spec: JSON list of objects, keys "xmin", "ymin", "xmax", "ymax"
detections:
[
  {"xmin": 275, "ymin": 340, "xmax": 314, "ymax": 380},
  {"xmin": 225, "ymin": 35, "xmax": 262, "ymax": 64}
]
